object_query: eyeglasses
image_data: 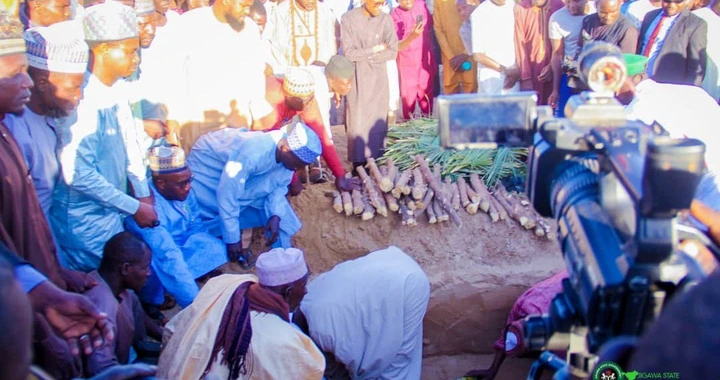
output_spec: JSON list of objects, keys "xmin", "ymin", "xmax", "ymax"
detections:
[{"xmin": 175, "ymin": 175, "xmax": 194, "ymax": 188}]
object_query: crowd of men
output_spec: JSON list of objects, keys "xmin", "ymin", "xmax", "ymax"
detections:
[{"xmin": 0, "ymin": 0, "xmax": 720, "ymax": 378}]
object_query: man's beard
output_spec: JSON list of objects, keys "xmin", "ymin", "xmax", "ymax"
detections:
[{"xmin": 227, "ymin": 13, "xmax": 246, "ymax": 32}]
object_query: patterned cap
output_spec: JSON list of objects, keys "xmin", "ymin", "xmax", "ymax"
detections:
[
  {"xmin": 282, "ymin": 66, "xmax": 315, "ymax": 99},
  {"xmin": 0, "ymin": 11, "xmax": 25, "ymax": 57},
  {"xmin": 25, "ymin": 22, "xmax": 89, "ymax": 74},
  {"xmin": 134, "ymin": 0, "xmax": 156, "ymax": 17},
  {"xmin": 83, "ymin": 2, "xmax": 138, "ymax": 42},
  {"xmin": 256, "ymin": 248, "xmax": 308, "ymax": 287},
  {"xmin": 148, "ymin": 145, "xmax": 188, "ymax": 174},
  {"xmin": 286, "ymin": 119, "xmax": 322, "ymax": 164}
]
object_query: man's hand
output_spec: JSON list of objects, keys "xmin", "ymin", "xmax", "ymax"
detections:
[
  {"xmin": 538, "ymin": 64, "xmax": 553, "ymax": 83},
  {"xmin": 28, "ymin": 281, "xmax": 114, "ymax": 356},
  {"xmin": 410, "ymin": 21, "xmax": 425, "ymax": 39},
  {"xmin": 503, "ymin": 66, "xmax": 521, "ymax": 89},
  {"xmin": 89, "ymin": 363, "xmax": 157, "ymax": 380},
  {"xmin": 133, "ymin": 202, "xmax": 159, "ymax": 228},
  {"xmin": 142, "ymin": 120, "xmax": 168, "ymax": 140},
  {"xmin": 548, "ymin": 90, "xmax": 560, "ymax": 109},
  {"xmin": 265, "ymin": 215, "xmax": 281, "ymax": 247},
  {"xmin": 61, "ymin": 268, "xmax": 98, "ymax": 293},
  {"xmin": 336, "ymin": 175, "xmax": 361, "ymax": 192},
  {"xmin": 289, "ymin": 180, "xmax": 305, "ymax": 196},
  {"xmin": 226, "ymin": 242, "xmax": 243, "ymax": 262},
  {"xmin": 449, "ymin": 53, "xmax": 469, "ymax": 72}
]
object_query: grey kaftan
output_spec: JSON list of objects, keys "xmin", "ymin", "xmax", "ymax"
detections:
[{"xmin": 341, "ymin": 8, "xmax": 398, "ymax": 163}]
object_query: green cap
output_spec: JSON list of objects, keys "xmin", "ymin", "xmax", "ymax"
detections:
[{"xmin": 624, "ymin": 54, "xmax": 649, "ymax": 76}]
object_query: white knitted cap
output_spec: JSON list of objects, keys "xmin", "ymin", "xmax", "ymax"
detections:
[{"xmin": 256, "ymin": 248, "xmax": 308, "ymax": 287}]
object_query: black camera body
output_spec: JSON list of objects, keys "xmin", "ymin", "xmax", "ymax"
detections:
[{"xmin": 436, "ymin": 43, "xmax": 710, "ymax": 379}]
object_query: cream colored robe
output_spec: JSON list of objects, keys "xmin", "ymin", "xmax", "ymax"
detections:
[{"xmin": 158, "ymin": 274, "xmax": 325, "ymax": 380}]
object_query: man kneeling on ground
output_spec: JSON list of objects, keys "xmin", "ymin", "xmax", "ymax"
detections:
[
  {"xmin": 187, "ymin": 120, "xmax": 322, "ymax": 268},
  {"xmin": 158, "ymin": 247, "xmax": 325, "ymax": 379},
  {"xmin": 126, "ymin": 145, "xmax": 228, "ymax": 311}
]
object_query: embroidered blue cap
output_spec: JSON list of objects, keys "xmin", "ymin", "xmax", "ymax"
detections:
[
  {"xmin": 286, "ymin": 119, "xmax": 322, "ymax": 164},
  {"xmin": 148, "ymin": 145, "xmax": 188, "ymax": 174}
]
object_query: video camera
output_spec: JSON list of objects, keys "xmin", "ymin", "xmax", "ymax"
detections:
[{"xmin": 437, "ymin": 42, "xmax": 719, "ymax": 379}]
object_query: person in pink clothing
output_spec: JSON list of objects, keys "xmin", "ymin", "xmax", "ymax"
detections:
[{"xmin": 391, "ymin": 0, "xmax": 438, "ymax": 120}]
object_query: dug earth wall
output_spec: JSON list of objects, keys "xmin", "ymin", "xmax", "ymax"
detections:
[{"xmin": 291, "ymin": 183, "xmax": 564, "ymax": 357}]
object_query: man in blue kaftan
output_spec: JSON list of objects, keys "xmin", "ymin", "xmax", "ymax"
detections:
[
  {"xmin": 50, "ymin": 2, "xmax": 158, "ymax": 271},
  {"xmin": 187, "ymin": 119, "xmax": 322, "ymax": 267},
  {"xmin": 126, "ymin": 145, "xmax": 227, "ymax": 308}
]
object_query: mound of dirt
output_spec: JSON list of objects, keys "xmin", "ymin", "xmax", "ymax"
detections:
[{"xmin": 290, "ymin": 127, "xmax": 565, "ymax": 358}]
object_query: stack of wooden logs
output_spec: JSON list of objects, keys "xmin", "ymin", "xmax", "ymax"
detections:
[{"xmin": 331, "ymin": 155, "xmax": 555, "ymax": 240}]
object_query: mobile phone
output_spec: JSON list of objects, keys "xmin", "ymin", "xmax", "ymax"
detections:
[{"xmin": 416, "ymin": 15, "xmax": 423, "ymax": 23}]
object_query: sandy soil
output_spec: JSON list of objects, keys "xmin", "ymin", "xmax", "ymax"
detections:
[
  {"xmin": 288, "ymin": 126, "xmax": 564, "ymax": 378},
  {"xmin": 193, "ymin": 125, "xmax": 565, "ymax": 379}
]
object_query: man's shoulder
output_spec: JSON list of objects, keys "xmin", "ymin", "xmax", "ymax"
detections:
[
  {"xmin": 682, "ymin": 9, "xmax": 708, "ymax": 29},
  {"xmin": 83, "ymin": 273, "xmax": 119, "ymax": 315},
  {"xmin": 640, "ymin": 8, "xmax": 662, "ymax": 28}
]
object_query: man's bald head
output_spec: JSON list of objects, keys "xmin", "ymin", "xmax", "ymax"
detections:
[{"xmin": 596, "ymin": 0, "xmax": 622, "ymax": 25}]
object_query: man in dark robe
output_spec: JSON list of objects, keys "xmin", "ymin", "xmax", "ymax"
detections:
[
  {"xmin": 514, "ymin": 0, "xmax": 565, "ymax": 105},
  {"xmin": 577, "ymin": 0, "xmax": 639, "ymax": 55},
  {"xmin": 0, "ymin": 9, "xmax": 68, "ymax": 289},
  {"xmin": 341, "ymin": 0, "xmax": 398, "ymax": 169}
]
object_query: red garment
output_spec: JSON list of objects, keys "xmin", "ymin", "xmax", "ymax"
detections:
[
  {"xmin": 253, "ymin": 76, "xmax": 345, "ymax": 178},
  {"xmin": 514, "ymin": 0, "xmax": 565, "ymax": 105},
  {"xmin": 391, "ymin": 1, "xmax": 438, "ymax": 119}
]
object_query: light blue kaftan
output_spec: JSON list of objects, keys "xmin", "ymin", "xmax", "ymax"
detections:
[
  {"xmin": 187, "ymin": 128, "xmax": 300, "ymax": 247},
  {"xmin": 51, "ymin": 73, "xmax": 150, "ymax": 272},
  {"xmin": 4, "ymin": 107, "xmax": 61, "ymax": 219},
  {"xmin": 125, "ymin": 184, "xmax": 227, "ymax": 308}
]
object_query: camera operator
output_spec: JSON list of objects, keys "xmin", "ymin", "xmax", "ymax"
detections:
[
  {"xmin": 616, "ymin": 53, "xmax": 720, "ymax": 222},
  {"xmin": 628, "ymin": 200, "xmax": 720, "ymax": 378}
]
